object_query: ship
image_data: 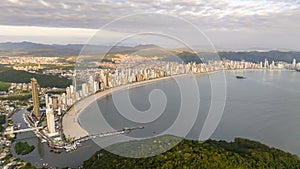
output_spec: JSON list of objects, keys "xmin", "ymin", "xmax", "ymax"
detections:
[{"xmin": 236, "ymin": 75, "xmax": 246, "ymax": 79}]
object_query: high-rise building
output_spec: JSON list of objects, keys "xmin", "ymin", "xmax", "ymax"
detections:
[
  {"xmin": 264, "ymin": 59, "xmax": 269, "ymax": 68},
  {"xmin": 46, "ymin": 105, "xmax": 55, "ymax": 134},
  {"xmin": 82, "ymin": 83, "xmax": 88, "ymax": 97},
  {"xmin": 292, "ymin": 58, "xmax": 296, "ymax": 69},
  {"xmin": 52, "ymin": 95, "xmax": 58, "ymax": 111},
  {"xmin": 31, "ymin": 78, "xmax": 40, "ymax": 118}
]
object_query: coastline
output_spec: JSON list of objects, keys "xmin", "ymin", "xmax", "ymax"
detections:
[
  {"xmin": 62, "ymin": 73, "xmax": 189, "ymax": 140},
  {"xmin": 61, "ymin": 68, "xmax": 287, "ymax": 140}
]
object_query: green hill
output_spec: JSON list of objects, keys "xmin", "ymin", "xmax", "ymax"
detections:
[
  {"xmin": 0, "ymin": 69, "xmax": 71, "ymax": 88},
  {"xmin": 83, "ymin": 135, "xmax": 300, "ymax": 169}
]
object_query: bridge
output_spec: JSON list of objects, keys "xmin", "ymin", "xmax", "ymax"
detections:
[{"xmin": 4, "ymin": 126, "xmax": 43, "ymax": 135}]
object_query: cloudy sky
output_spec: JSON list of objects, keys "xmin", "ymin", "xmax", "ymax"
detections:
[{"xmin": 1, "ymin": 0, "xmax": 300, "ymax": 50}]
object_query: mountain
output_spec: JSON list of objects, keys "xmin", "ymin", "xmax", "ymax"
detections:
[
  {"xmin": 217, "ymin": 50, "xmax": 300, "ymax": 63},
  {"xmin": 0, "ymin": 42, "xmax": 161, "ymax": 57},
  {"xmin": 0, "ymin": 42, "xmax": 299, "ymax": 63},
  {"xmin": 83, "ymin": 135, "xmax": 300, "ymax": 169},
  {"xmin": 0, "ymin": 41, "xmax": 80, "ymax": 56}
]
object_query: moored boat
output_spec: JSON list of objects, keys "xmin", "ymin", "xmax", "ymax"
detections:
[{"xmin": 236, "ymin": 75, "xmax": 246, "ymax": 79}]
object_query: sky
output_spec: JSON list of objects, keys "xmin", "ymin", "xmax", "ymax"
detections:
[{"xmin": 1, "ymin": 0, "xmax": 300, "ymax": 50}]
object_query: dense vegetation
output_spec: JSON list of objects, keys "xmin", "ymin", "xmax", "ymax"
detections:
[
  {"xmin": 0, "ymin": 81, "xmax": 10, "ymax": 91},
  {"xmin": 0, "ymin": 69, "xmax": 71, "ymax": 88},
  {"xmin": 14, "ymin": 142, "xmax": 35, "ymax": 155},
  {"xmin": 19, "ymin": 163, "xmax": 36, "ymax": 169},
  {"xmin": 46, "ymin": 89, "xmax": 66, "ymax": 94},
  {"xmin": 0, "ymin": 93, "xmax": 32, "ymax": 101},
  {"xmin": 0, "ymin": 114, "xmax": 5, "ymax": 124},
  {"xmin": 83, "ymin": 135, "xmax": 300, "ymax": 169},
  {"xmin": 0, "ymin": 114, "xmax": 6, "ymax": 132}
]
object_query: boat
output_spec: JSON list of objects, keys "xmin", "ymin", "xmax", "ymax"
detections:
[
  {"xmin": 64, "ymin": 144, "xmax": 77, "ymax": 152},
  {"xmin": 236, "ymin": 75, "xmax": 246, "ymax": 79},
  {"xmin": 41, "ymin": 139, "xmax": 47, "ymax": 143},
  {"xmin": 50, "ymin": 148, "xmax": 62, "ymax": 154}
]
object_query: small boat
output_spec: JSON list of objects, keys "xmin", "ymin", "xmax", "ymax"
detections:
[
  {"xmin": 236, "ymin": 75, "xmax": 246, "ymax": 79},
  {"xmin": 50, "ymin": 149, "xmax": 62, "ymax": 154}
]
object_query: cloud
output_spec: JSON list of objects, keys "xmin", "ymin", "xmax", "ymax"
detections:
[
  {"xmin": 0, "ymin": 25, "xmax": 131, "ymax": 44},
  {"xmin": 8, "ymin": 0, "xmax": 21, "ymax": 4},
  {"xmin": 1, "ymin": 0, "xmax": 299, "ymax": 29},
  {"xmin": 1, "ymin": 0, "xmax": 300, "ymax": 49},
  {"xmin": 38, "ymin": 0, "xmax": 50, "ymax": 7}
]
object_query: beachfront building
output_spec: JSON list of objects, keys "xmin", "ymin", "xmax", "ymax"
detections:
[
  {"xmin": 31, "ymin": 78, "xmax": 40, "ymax": 118},
  {"xmin": 46, "ymin": 104, "xmax": 56, "ymax": 134},
  {"xmin": 51, "ymin": 59, "xmax": 284, "ymax": 119}
]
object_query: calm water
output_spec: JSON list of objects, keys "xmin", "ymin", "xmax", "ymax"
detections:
[
  {"xmin": 80, "ymin": 70, "xmax": 300, "ymax": 155},
  {"xmin": 11, "ymin": 109, "xmax": 99, "ymax": 168},
  {"xmin": 12, "ymin": 70, "xmax": 300, "ymax": 168}
]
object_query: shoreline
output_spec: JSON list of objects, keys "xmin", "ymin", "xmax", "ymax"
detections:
[
  {"xmin": 62, "ymin": 73, "xmax": 189, "ymax": 140},
  {"xmin": 62, "ymin": 68, "xmax": 287, "ymax": 140}
]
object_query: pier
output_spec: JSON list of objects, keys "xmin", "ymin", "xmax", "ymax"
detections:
[{"xmin": 64, "ymin": 126, "xmax": 144, "ymax": 152}]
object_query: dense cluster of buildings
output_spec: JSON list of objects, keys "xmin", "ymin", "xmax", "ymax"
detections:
[
  {"xmin": 0, "ymin": 56, "xmax": 72, "ymax": 72},
  {"xmin": 42, "ymin": 69, "xmax": 74, "ymax": 79},
  {"xmin": 0, "ymin": 56, "xmax": 60, "ymax": 65},
  {"xmin": 291, "ymin": 58, "xmax": 300, "ymax": 70},
  {"xmin": 0, "ymin": 55, "xmax": 298, "ymax": 168},
  {"xmin": 42, "ymin": 57, "xmax": 297, "ymax": 129},
  {"xmin": 0, "ymin": 56, "xmax": 59, "ymax": 71},
  {"xmin": 1, "ymin": 57, "xmax": 298, "ymax": 150}
]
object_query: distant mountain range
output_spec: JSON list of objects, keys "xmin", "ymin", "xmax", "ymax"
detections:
[
  {"xmin": 0, "ymin": 41, "xmax": 161, "ymax": 57},
  {"xmin": 0, "ymin": 41, "xmax": 299, "ymax": 63}
]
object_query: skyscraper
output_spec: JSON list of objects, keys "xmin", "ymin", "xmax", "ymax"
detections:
[
  {"xmin": 292, "ymin": 58, "xmax": 296, "ymax": 69},
  {"xmin": 52, "ymin": 95, "xmax": 58, "ymax": 111},
  {"xmin": 46, "ymin": 105, "xmax": 55, "ymax": 134},
  {"xmin": 31, "ymin": 78, "xmax": 40, "ymax": 118}
]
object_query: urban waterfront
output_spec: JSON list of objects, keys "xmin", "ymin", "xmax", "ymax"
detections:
[
  {"xmin": 11, "ymin": 69, "xmax": 300, "ymax": 168},
  {"xmin": 11, "ymin": 109, "xmax": 98, "ymax": 168},
  {"xmin": 79, "ymin": 69, "xmax": 300, "ymax": 156}
]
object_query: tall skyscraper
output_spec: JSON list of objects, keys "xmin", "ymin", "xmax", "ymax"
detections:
[
  {"xmin": 31, "ymin": 78, "xmax": 40, "ymax": 118},
  {"xmin": 292, "ymin": 58, "xmax": 296, "ymax": 69},
  {"xmin": 46, "ymin": 105, "xmax": 55, "ymax": 134},
  {"xmin": 52, "ymin": 95, "xmax": 58, "ymax": 111}
]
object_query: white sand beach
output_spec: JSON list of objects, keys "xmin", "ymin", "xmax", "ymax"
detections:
[{"xmin": 62, "ymin": 75, "xmax": 187, "ymax": 140}]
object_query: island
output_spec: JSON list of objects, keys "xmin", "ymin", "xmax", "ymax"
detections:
[{"xmin": 14, "ymin": 142, "xmax": 35, "ymax": 155}]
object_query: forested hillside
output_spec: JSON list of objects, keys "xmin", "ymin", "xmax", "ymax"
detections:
[{"xmin": 83, "ymin": 135, "xmax": 300, "ymax": 169}]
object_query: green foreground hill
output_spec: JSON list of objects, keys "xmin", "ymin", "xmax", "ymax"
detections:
[{"xmin": 83, "ymin": 135, "xmax": 300, "ymax": 169}]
